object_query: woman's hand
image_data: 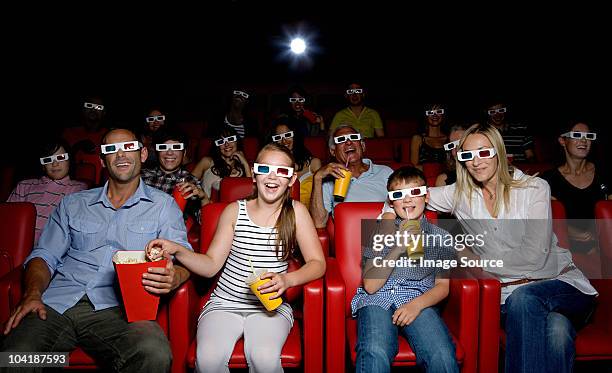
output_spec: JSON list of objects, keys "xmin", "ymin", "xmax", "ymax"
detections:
[
  {"xmin": 257, "ymin": 272, "xmax": 292, "ymax": 299},
  {"xmin": 146, "ymin": 239, "xmax": 185, "ymax": 261},
  {"xmin": 392, "ymin": 302, "xmax": 423, "ymax": 327}
]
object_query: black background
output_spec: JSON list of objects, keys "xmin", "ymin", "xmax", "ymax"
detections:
[{"xmin": 4, "ymin": 2, "xmax": 610, "ymax": 176}]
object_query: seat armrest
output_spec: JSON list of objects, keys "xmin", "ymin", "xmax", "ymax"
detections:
[
  {"xmin": 325, "ymin": 257, "xmax": 346, "ymax": 373},
  {"xmin": 169, "ymin": 278, "xmax": 199, "ymax": 373},
  {"xmin": 316, "ymin": 228, "xmax": 329, "ymax": 257},
  {"xmin": 442, "ymin": 277, "xmax": 479, "ymax": 373},
  {"xmin": 303, "ymin": 277, "xmax": 324, "ymax": 373}
]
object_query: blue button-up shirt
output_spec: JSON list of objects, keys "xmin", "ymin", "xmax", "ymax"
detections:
[
  {"xmin": 351, "ymin": 217, "xmax": 456, "ymax": 316},
  {"xmin": 25, "ymin": 179, "xmax": 192, "ymax": 314}
]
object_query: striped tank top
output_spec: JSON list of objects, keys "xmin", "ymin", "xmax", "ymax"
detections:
[{"xmin": 200, "ymin": 199, "xmax": 293, "ymax": 325}]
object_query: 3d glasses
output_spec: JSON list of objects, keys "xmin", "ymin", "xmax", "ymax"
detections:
[
  {"xmin": 425, "ymin": 108, "xmax": 445, "ymax": 116},
  {"xmin": 40, "ymin": 153, "xmax": 69, "ymax": 165},
  {"xmin": 444, "ymin": 140, "xmax": 460, "ymax": 151},
  {"xmin": 334, "ymin": 133, "xmax": 362, "ymax": 144},
  {"xmin": 289, "ymin": 97, "xmax": 305, "ymax": 103},
  {"xmin": 253, "ymin": 163, "xmax": 294, "ymax": 178},
  {"xmin": 233, "ymin": 90, "xmax": 249, "ymax": 99},
  {"xmin": 561, "ymin": 131, "xmax": 597, "ymax": 140},
  {"xmin": 156, "ymin": 143, "xmax": 184, "ymax": 151},
  {"xmin": 146, "ymin": 115, "xmax": 166, "ymax": 123},
  {"xmin": 346, "ymin": 88, "xmax": 364, "ymax": 95},
  {"xmin": 487, "ymin": 107, "xmax": 507, "ymax": 115},
  {"xmin": 457, "ymin": 148, "xmax": 497, "ymax": 161},
  {"xmin": 388, "ymin": 186, "xmax": 427, "ymax": 200},
  {"xmin": 214, "ymin": 135, "xmax": 238, "ymax": 146},
  {"xmin": 84, "ymin": 102, "xmax": 104, "ymax": 111},
  {"xmin": 272, "ymin": 131, "xmax": 294, "ymax": 142},
  {"xmin": 100, "ymin": 141, "xmax": 142, "ymax": 155}
]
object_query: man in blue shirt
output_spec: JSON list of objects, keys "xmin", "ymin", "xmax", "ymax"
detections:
[
  {"xmin": 1, "ymin": 128, "xmax": 192, "ymax": 372},
  {"xmin": 309, "ymin": 124, "xmax": 393, "ymax": 228}
]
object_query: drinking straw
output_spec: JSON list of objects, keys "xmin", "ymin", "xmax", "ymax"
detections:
[{"xmin": 249, "ymin": 256, "xmax": 256, "ymax": 276}]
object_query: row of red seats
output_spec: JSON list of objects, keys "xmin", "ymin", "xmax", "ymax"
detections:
[{"xmin": 2, "ymin": 199, "xmax": 611, "ymax": 372}]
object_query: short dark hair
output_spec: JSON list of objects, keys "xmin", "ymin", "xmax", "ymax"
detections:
[
  {"xmin": 387, "ymin": 166, "xmax": 426, "ymax": 190},
  {"xmin": 38, "ymin": 138, "xmax": 72, "ymax": 160},
  {"xmin": 152, "ymin": 128, "xmax": 189, "ymax": 149}
]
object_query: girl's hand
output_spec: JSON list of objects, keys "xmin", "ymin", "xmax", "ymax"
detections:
[
  {"xmin": 257, "ymin": 272, "xmax": 291, "ymax": 299},
  {"xmin": 146, "ymin": 239, "xmax": 183, "ymax": 261},
  {"xmin": 392, "ymin": 302, "xmax": 423, "ymax": 327}
]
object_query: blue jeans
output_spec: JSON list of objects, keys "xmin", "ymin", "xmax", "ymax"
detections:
[
  {"xmin": 502, "ymin": 280, "xmax": 596, "ymax": 373},
  {"xmin": 355, "ymin": 305, "xmax": 459, "ymax": 373}
]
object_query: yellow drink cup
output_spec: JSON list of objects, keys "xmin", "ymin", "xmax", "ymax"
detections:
[
  {"xmin": 401, "ymin": 220, "xmax": 424, "ymax": 260},
  {"xmin": 333, "ymin": 169, "xmax": 352, "ymax": 201},
  {"xmin": 245, "ymin": 269, "xmax": 283, "ymax": 311}
]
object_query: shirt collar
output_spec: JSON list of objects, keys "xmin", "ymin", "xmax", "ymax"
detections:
[
  {"xmin": 357, "ymin": 158, "xmax": 375, "ymax": 178},
  {"xmin": 41, "ymin": 175, "xmax": 71, "ymax": 185},
  {"xmin": 89, "ymin": 178, "xmax": 153, "ymax": 208}
]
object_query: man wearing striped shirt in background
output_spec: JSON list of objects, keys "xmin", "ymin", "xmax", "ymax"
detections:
[
  {"xmin": 486, "ymin": 102, "xmax": 535, "ymax": 162},
  {"xmin": 7, "ymin": 138, "xmax": 87, "ymax": 244}
]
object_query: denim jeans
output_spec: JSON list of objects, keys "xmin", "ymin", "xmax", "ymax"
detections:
[
  {"xmin": 502, "ymin": 280, "xmax": 596, "ymax": 373},
  {"xmin": 355, "ymin": 305, "xmax": 459, "ymax": 373},
  {"xmin": 1, "ymin": 295, "xmax": 171, "ymax": 373}
]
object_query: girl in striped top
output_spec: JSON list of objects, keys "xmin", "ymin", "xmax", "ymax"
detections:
[{"xmin": 146, "ymin": 142, "xmax": 326, "ymax": 373}]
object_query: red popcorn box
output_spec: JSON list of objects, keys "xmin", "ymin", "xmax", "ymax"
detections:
[{"xmin": 112, "ymin": 251, "xmax": 167, "ymax": 322}]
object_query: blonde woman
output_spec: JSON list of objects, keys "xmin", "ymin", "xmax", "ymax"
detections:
[{"xmin": 383, "ymin": 123, "xmax": 597, "ymax": 373}]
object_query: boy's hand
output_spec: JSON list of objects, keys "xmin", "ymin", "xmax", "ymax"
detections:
[{"xmin": 392, "ymin": 302, "xmax": 423, "ymax": 327}]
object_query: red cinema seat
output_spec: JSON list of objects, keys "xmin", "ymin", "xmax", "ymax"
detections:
[
  {"xmin": 242, "ymin": 137, "xmax": 260, "ymax": 163},
  {"xmin": 304, "ymin": 136, "xmax": 329, "ymax": 163},
  {"xmin": 197, "ymin": 138, "xmax": 213, "ymax": 160},
  {"xmin": 75, "ymin": 152, "xmax": 103, "ymax": 186},
  {"xmin": 385, "ymin": 119, "xmax": 419, "ymax": 138},
  {"xmin": 0, "ymin": 202, "xmax": 36, "ymax": 278},
  {"xmin": 74, "ymin": 162, "xmax": 96, "ymax": 188},
  {"xmin": 596, "ymin": 200, "xmax": 612, "ymax": 278},
  {"xmin": 423, "ymin": 162, "xmax": 444, "ymax": 180},
  {"xmin": 219, "ymin": 177, "xmax": 300, "ymax": 202},
  {"xmin": 0, "ymin": 164, "xmax": 16, "ymax": 201},
  {"xmin": 325, "ymin": 202, "xmax": 479, "ymax": 373},
  {"xmin": 173, "ymin": 203, "xmax": 324, "ymax": 373},
  {"xmin": 364, "ymin": 138, "xmax": 398, "ymax": 164}
]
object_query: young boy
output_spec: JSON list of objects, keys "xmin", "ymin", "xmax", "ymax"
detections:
[{"xmin": 351, "ymin": 166, "xmax": 459, "ymax": 373}]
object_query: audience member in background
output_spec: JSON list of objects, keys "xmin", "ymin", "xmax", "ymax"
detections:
[
  {"xmin": 486, "ymin": 102, "xmax": 534, "ymax": 162},
  {"xmin": 330, "ymin": 82, "xmax": 384, "ymax": 138},
  {"xmin": 192, "ymin": 127, "xmax": 252, "ymax": 199},
  {"xmin": 411, "ymin": 104, "xmax": 448, "ymax": 169},
  {"xmin": 277, "ymin": 86, "xmax": 324, "ymax": 137},
  {"xmin": 310, "ymin": 125, "xmax": 393, "ymax": 228},
  {"xmin": 436, "ymin": 124, "xmax": 466, "ymax": 186},
  {"xmin": 270, "ymin": 120, "xmax": 322, "ymax": 209},
  {"xmin": 2, "ymin": 128, "xmax": 191, "ymax": 373},
  {"xmin": 541, "ymin": 121, "xmax": 610, "ymax": 253},
  {"xmin": 62, "ymin": 96, "xmax": 107, "ymax": 154},
  {"xmin": 222, "ymin": 88, "xmax": 258, "ymax": 138},
  {"xmin": 7, "ymin": 139, "xmax": 87, "ymax": 245},
  {"xmin": 142, "ymin": 129, "xmax": 208, "ymax": 220},
  {"xmin": 140, "ymin": 107, "xmax": 168, "ymax": 167}
]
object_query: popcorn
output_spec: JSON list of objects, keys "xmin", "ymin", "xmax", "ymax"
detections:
[{"xmin": 148, "ymin": 248, "xmax": 163, "ymax": 262}]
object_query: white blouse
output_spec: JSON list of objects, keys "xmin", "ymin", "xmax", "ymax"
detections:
[{"xmin": 383, "ymin": 168, "xmax": 597, "ymax": 303}]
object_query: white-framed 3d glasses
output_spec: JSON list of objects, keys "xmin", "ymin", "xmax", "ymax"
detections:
[
  {"xmin": 346, "ymin": 88, "xmax": 363, "ymax": 95},
  {"xmin": 561, "ymin": 131, "xmax": 597, "ymax": 140},
  {"xmin": 146, "ymin": 115, "xmax": 166, "ymax": 123},
  {"xmin": 156, "ymin": 143, "xmax": 184, "ymax": 151},
  {"xmin": 334, "ymin": 133, "xmax": 362, "ymax": 144},
  {"xmin": 289, "ymin": 97, "xmax": 306, "ymax": 103},
  {"xmin": 40, "ymin": 153, "xmax": 69, "ymax": 165},
  {"xmin": 100, "ymin": 141, "xmax": 142, "ymax": 155},
  {"xmin": 214, "ymin": 135, "xmax": 238, "ymax": 146},
  {"xmin": 426, "ymin": 108, "xmax": 445, "ymax": 116},
  {"xmin": 253, "ymin": 163, "xmax": 294, "ymax": 178},
  {"xmin": 457, "ymin": 148, "xmax": 497, "ymax": 162},
  {"xmin": 233, "ymin": 90, "xmax": 249, "ymax": 99},
  {"xmin": 272, "ymin": 131, "xmax": 294, "ymax": 142},
  {"xmin": 388, "ymin": 186, "xmax": 427, "ymax": 200},
  {"xmin": 487, "ymin": 107, "xmax": 506, "ymax": 115},
  {"xmin": 84, "ymin": 102, "xmax": 104, "ymax": 111},
  {"xmin": 444, "ymin": 140, "xmax": 460, "ymax": 151}
]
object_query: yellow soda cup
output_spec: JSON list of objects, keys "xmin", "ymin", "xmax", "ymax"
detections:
[
  {"xmin": 400, "ymin": 220, "xmax": 424, "ymax": 260},
  {"xmin": 333, "ymin": 169, "xmax": 352, "ymax": 201},
  {"xmin": 245, "ymin": 269, "xmax": 283, "ymax": 311}
]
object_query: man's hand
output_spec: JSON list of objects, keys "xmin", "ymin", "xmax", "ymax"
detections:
[
  {"xmin": 3, "ymin": 294, "xmax": 47, "ymax": 335},
  {"xmin": 314, "ymin": 162, "xmax": 348, "ymax": 181},
  {"xmin": 392, "ymin": 302, "xmax": 423, "ymax": 327},
  {"xmin": 177, "ymin": 181, "xmax": 205, "ymax": 200},
  {"xmin": 142, "ymin": 253, "xmax": 180, "ymax": 294}
]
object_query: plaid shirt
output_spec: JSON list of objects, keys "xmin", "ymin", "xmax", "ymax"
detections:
[
  {"xmin": 142, "ymin": 167, "xmax": 200, "ymax": 195},
  {"xmin": 351, "ymin": 217, "xmax": 456, "ymax": 316}
]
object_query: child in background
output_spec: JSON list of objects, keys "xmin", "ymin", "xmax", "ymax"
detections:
[
  {"xmin": 351, "ymin": 166, "xmax": 458, "ymax": 373},
  {"xmin": 146, "ymin": 143, "xmax": 326, "ymax": 373}
]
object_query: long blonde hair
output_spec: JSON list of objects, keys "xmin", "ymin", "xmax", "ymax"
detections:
[
  {"xmin": 248, "ymin": 143, "xmax": 297, "ymax": 261},
  {"xmin": 454, "ymin": 123, "xmax": 532, "ymax": 217}
]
